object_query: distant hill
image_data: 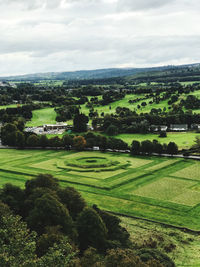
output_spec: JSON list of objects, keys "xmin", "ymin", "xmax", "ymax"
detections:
[
  {"xmin": 0, "ymin": 63, "xmax": 200, "ymax": 81},
  {"xmin": 125, "ymin": 63, "xmax": 200, "ymax": 83}
]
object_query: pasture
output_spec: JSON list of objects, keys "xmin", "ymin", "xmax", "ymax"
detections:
[
  {"xmin": 115, "ymin": 132, "xmax": 199, "ymax": 149},
  {"xmin": 0, "ymin": 149, "xmax": 200, "ymax": 230},
  {"xmin": 26, "ymin": 107, "xmax": 57, "ymax": 127},
  {"xmin": 79, "ymin": 94, "xmax": 172, "ymax": 115}
]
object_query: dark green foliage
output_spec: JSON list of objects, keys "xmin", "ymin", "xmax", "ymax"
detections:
[
  {"xmin": 183, "ymin": 95, "xmax": 200, "ymax": 109},
  {"xmin": 81, "ymin": 247, "xmax": 104, "ymax": 267},
  {"xmin": 106, "ymin": 124, "xmax": 118, "ymax": 136},
  {"xmin": 77, "ymin": 207, "xmax": 108, "ymax": 252},
  {"xmin": 57, "ymin": 187, "xmax": 86, "ymax": 220},
  {"xmin": 0, "ymin": 201, "xmax": 37, "ymax": 267},
  {"xmin": 62, "ymin": 134, "xmax": 73, "ymax": 148},
  {"xmin": 36, "ymin": 226, "xmax": 65, "ymax": 257},
  {"xmin": 159, "ymin": 131, "xmax": 167, "ymax": 138},
  {"xmin": 154, "ymin": 142, "xmax": 164, "ymax": 154},
  {"xmin": 0, "ymin": 184, "xmax": 25, "ymax": 215},
  {"xmin": 48, "ymin": 136, "xmax": 63, "ymax": 147},
  {"xmin": 1, "ymin": 123, "xmax": 18, "ymax": 146},
  {"xmin": 93, "ymin": 205, "xmax": 130, "ymax": 248},
  {"xmin": 73, "ymin": 113, "xmax": 89, "ymax": 132},
  {"xmin": 15, "ymin": 130, "xmax": 25, "ymax": 148},
  {"xmin": 104, "ymin": 248, "xmax": 147, "ymax": 267},
  {"xmin": 0, "ymin": 201, "xmax": 11, "ymax": 217},
  {"xmin": 26, "ymin": 134, "xmax": 39, "ymax": 147},
  {"xmin": 0, "ymin": 201, "xmax": 79, "ymax": 266},
  {"xmin": 27, "ymin": 193, "xmax": 76, "ymax": 238},
  {"xmin": 25, "ymin": 174, "xmax": 59, "ymax": 195},
  {"xmin": 141, "ymin": 140, "xmax": 154, "ymax": 154},
  {"xmin": 23, "ymin": 187, "xmax": 58, "ymax": 218},
  {"xmin": 167, "ymin": 142, "xmax": 178, "ymax": 155},
  {"xmin": 39, "ymin": 134, "xmax": 49, "ymax": 148},
  {"xmin": 131, "ymin": 140, "xmax": 141, "ymax": 155},
  {"xmin": 73, "ymin": 136, "xmax": 86, "ymax": 150},
  {"xmin": 136, "ymin": 248, "xmax": 175, "ymax": 267}
]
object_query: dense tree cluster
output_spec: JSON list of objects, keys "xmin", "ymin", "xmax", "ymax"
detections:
[
  {"xmin": 130, "ymin": 140, "xmax": 178, "ymax": 155},
  {"xmin": 182, "ymin": 95, "xmax": 200, "ymax": 109},
  {"xmin": 0, "ymin": 174, "xmax": 175, "ymax": 266},
  {"xmin": 0, "ymin": 124, "xmax": 129, "ymax": 151},
  {"xmin": 98, "ymin": 111, "xmax": 200, "ymax": 134}
]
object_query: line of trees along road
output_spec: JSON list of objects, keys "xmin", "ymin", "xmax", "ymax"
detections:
[{"xmin": 1, "ymin": 122, "xmax": 180, "ymax": 156}]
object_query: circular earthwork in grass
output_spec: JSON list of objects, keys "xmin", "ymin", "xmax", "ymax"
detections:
[{"xmin": 56, "ymin": 155, "xmax": 131, "ymax": 172}]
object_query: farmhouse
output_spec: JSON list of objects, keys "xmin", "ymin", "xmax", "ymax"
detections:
[
  {"xmin": 43, "ymin": 123, "xmax": 68, "ymax": 131},
  {"xmin": 150, "ymin": 125, "xmax": 168, "ymax": 132},
  {"xmin": 170, "ymin": 124, "xmax": 188, "ymax": 131},
  {"xmin": 191, "ymin": 124, "xmax": 200, "ymax": 130}
]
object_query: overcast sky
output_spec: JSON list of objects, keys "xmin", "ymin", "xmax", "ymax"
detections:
[{"xmin": 0, "ymin": 0, "xmax": 200, "ymax": 76}]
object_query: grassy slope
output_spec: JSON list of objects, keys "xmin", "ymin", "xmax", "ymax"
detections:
[
  {"xmin": 80, "ymin": 94, "xmax": 172, "ymax": 115},
  {"xmin": 26, "ymin": 108, "xmax": 57, "ymax": 127},
  {"xmin": 120, "ymin": 216, "xmax": 200, "ymax": 267}
]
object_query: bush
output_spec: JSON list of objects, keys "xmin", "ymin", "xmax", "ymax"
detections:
[{"xmin": 159, "ymin": 131, "xmax": 167, "ymax": 138}]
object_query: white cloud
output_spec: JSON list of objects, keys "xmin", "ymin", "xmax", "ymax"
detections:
[{"xmin": 0, "ymin": 0, "xmax": 199, "ymax": 75}]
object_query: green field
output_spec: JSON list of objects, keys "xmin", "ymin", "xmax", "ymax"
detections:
[
  {"xmin": 46, "ymin": 131, "xmax": 199, "ymax": 150},
  {"xmin": 79, "ymin": 94, "xmax": 173, "ymax": 115},
  {"xmin": 45, "ymin": 131, "xmax": 199, "ymax": 150},
  {"xmin": 26, "ymin": 108, "xmax": 57, "ymax": 127},
  {"xmin": 0, "ymin": 149, "xmax": 200, "ymax": 231},
  {"xmin": 79, "ymin": 92, "xmax": 200, "ymax": 116},
  {"xmin": 0, "ymin": 104, "xmax": 20, "ymax": 109},
  {"xmin": 115, "ymin": 132, "xmax": 199, "ymax": 149}
]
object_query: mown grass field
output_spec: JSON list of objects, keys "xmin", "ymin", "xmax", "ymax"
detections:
[
  {"xmin": 79, "ymin": 94, "xmax": 173, "ymax": 115},
  {"xmin": 115, "ymin": 132, "xmax": 199, "ymax": 149},
  {"xmin": 0, "ymin": 149, "xmax": 200, "ymax": 231},
  {"xmin": 45, "ymin": 131, "xmax": 199, "ymax": 150},
  {"xmin": 26, "ymin": 107, "xmax": 57, "ymax": 127}
]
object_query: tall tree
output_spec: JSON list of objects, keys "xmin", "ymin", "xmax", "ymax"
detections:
[
  {"xmin": 73, "ymin": 113, "xmax": 89, "ymax": 132},
  {"xmin": 77, "ymin": 207, "xmax": 108, "ymax": 252}
]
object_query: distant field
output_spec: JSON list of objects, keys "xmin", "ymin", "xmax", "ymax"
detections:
[
  {"xmin": 80, "ymin": 92, "xmax": 200, "ymax": 116},
  {"xmin": 45, "ymin": 131, "xmax": 199, "ymax": 150},
  {"xmin": 115, "ymin": 132, "xmax": 199, "ymax": 149},
  {"xmin": 0, "ymin": 104, "xmax": 20, "ymax": 109},
  {"xmin": 0, "ymin": 149, "xmax": 200, "ymax": 230},
  {"xmin": 33, "ymin": 80, "xmax": 64, "ymax": 86},
  {"xmin": 80, "ymin": 94, "xmax": 172, "ymax": 115},
  {"xmin": 26, "ymin": 107, "xmax": 57, "ymax": 127}
]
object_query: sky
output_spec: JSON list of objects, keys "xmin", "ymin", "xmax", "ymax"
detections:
[{"xmin": 0, "ymin": 0, "xmax": 200, "ymax": 76}]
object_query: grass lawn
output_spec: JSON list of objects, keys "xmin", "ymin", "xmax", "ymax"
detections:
[
  {"xmin": 79, "ymin": 94, "xmax": 173, "ymax": 115},
  {"xmin": 0, "ymin": 149, "xmax": 200, "ymax": 231},
  {"xmin": 80, "ymin": 92, "xmax": 200, "ymax": 116},
  {"xmin": 115, "ymin": 132, "xmax": 199, "ymax": 149},
  {"xmin": 26, "ymin": 107, "xmax": 57, "ymax": 127}
]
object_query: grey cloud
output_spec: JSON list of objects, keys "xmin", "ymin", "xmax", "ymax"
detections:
[
  {"xmin": 0, "ymin": 0, "xmax": 63, "ymax": 9},
  {"xmin": 117, "ymin": 0, "xmax": 176, "ymax": 11}
]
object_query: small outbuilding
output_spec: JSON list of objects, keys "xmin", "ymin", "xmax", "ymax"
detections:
[{"xmin": 170, "ymin": 124, "xmax": 188, "ymax": 131}]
